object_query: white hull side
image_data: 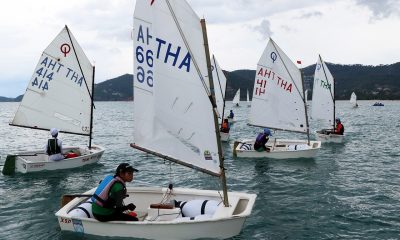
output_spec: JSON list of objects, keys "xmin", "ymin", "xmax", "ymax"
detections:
[
  {"xmin": 56, "ymin": 187, "xmax": 256, "ymax": 240},
  {"xmin": 315, "ymin": 131, "xmax": 345, "ymax": 143},
  {"xmin": 234, "ymin": 139, "xmax": 321, "ymax": 159},
  {"xmin": 14, "ymin": 145, "xmax": 105, "ymax": 173},
  {"xmin": 220, "ymin": 132, "xmax": 230, "ymax": 142}
]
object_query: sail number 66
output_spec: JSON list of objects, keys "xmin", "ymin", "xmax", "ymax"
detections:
[{"xmin": 136, "ymin": 46, "xmax": 153, "ymax": 87}]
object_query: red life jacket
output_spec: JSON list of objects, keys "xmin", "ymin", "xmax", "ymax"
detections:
[{"xmin": 335, "ymin": 123, "xmax": 344, "ymax": 135}]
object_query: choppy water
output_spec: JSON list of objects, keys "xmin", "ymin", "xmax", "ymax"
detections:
[{"xmin": 1, "ymin": 101, "xmax": 400, "ymax": 240}]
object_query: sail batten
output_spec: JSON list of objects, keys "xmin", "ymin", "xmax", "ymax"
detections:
[{"xmin": 11, "ymin": 26, "xmax": 94, "ymax": 136}]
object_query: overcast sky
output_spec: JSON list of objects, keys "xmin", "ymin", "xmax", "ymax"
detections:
[{"xmin": 1, "ymin": 0, "xmax": 399, "ymax": 97}]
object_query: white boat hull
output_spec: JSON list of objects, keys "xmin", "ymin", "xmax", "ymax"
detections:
[
  {"xmin": 220, "ymin": 132, "xmax": 230, "ymax": 142},
  {"xmin": 233, "ymin": 139, "xmax": 321, "ymax": 159},
  {"xmin": 9, "ymin": 145, "xmax": 104, "ymax": 174},
  {"xmin": 56, "ymin": 187, "xmax": 256, "ymax": 240},
  {"xmin": 315, "ymin": 131, "xmax": 345, "ymax": 143},
  {"xmin": 227, "ymin": 116, "xmax": 236, "ymax": 123}
]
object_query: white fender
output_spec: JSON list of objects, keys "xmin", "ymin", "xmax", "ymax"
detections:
[
  {"xmin": 69, "ymin": 200, "xmax": 93, "ymax": 218},
  {"xmin": 179, "ymin": 200, "xmax": 219, "ymax": 218}
]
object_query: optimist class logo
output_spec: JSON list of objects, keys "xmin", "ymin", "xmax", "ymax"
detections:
[{"xmin": 60, "ymin": 43, "xmax": 71, "ymax": 57}]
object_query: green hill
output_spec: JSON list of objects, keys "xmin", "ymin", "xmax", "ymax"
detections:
[{"xmin": 2, "ymin": 62, "xmax": 400, "ymax": 101}]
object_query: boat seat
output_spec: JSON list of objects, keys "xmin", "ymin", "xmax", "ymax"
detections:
[{"xmin": 146, "ymin": 204, "xmax": 180, "ymax": 221}]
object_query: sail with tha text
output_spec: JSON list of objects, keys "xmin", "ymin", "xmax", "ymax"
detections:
[
  {"xmin": 311, "ymin": 55, "xmax": 335, "ymax": 127},
  {"xmin": 132, "ymin": 0, "xmax": 221, "ymax": 176},
  {"xmin": 11, "ymin": 26, "xmax": 94, "ymax": 136},
  {"xmin": 249, "ymin": 38, "xmax": 306, "ymax": 133}
]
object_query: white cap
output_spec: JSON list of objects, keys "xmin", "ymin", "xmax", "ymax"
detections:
[{"xmin": 50, "ymin": 128, "xmax": 59, "ymax": 137}]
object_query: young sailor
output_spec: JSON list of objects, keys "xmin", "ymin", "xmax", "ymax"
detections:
[
  {"xmin": 92, "ymin": 163, "xmax": 139, "ymax": 222},
  {"xmin": 45, "ymin": 128, "xmax": 64, "ymax": 161},
  {"xmin": 254, "ymin": 128, "xmax": 272, "ymax": 152},
  {"xmin": 335, "ymin": 118, "xmax": 344, "ymax": 135}
]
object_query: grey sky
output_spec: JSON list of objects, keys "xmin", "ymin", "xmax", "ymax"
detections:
[{"xmin": 1, "ymin": 0, "xmax": 399, "ymax": 97}]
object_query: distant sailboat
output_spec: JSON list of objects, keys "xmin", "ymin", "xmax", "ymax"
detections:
[
  {"xmin": 234, "ymin": 38, "xmax": 321, "ymax": 159},
  {"xmin": 211, "ymin": 55, "xmax": 229, "ymax": 142},
  {"xmin": 305, "ymin": 89, "xmax": 309, "ymax": 106},
  {"xmin": 247, "ymin": 89, "xmax": 251, "ymax": 107},
  {"xmin": 232, "ymin": 89, "xmax": 240, "ymax": 107},
  {"xmin": 350, "ymin": 92, "xmax": 358, "ymax": 108},
  {"xmin": 56, "ymin": 1, "xmax": 256, "ymax": 239},
  {"xmin": 312, "ymin": 55, "xmax": 344, "ymax": 143},
  {"xmin": 3, "ymin": 25, "xmax": 104, "ymax": 175}
]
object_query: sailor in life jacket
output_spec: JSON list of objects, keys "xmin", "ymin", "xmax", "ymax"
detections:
[
  {"xmin": 254, "ymin": 128, "xmax": 272, "ymax": 152},
  {"xmin": 45, "ymin": 128, "xmax": 64, "ymax": 161},
  {"xmin": 220, "ymin": 118, "xmax": 230, "ymax": 133},
  {"xmin": 228, "ymin": 110, "xmax": 234, "ymax": 119},
  {"xmin": 335, "ymin": 118, "xmax": 344, "ymax": 135},
  {"xmin": 91, "ymin": 163, "xmax": 139, "ymax": 222}
]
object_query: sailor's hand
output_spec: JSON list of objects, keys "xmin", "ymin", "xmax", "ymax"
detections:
[{"xmin": 126, "ymin": 203, "xmax": 136, "ymax": 211}]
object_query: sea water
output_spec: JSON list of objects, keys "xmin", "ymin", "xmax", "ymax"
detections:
[{"xmin": 0, "ymin": 101, "xmax": 399, "ymax": 239}]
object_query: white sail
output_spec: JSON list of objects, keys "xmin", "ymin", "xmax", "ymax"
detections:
[
  {"xmin": 305, "ymin": 89, "xmax": 308, "ymax": 104},
  {"xmin": 311, "ymin": 55, "xmax": 334, "ymax": 127},
  {"xmin": 211, "ymin": 55, "xmax": 227, "ymax": 118},
  {"xmin": 350, "ymin": 92, "xmax": 357, "ymax": 105},
  {"xmin": 246, "ymin": 89, "xmax": 250, "ymax": 105},
  {"xmin": 232, "ymin": 89, "xmax": 240, "ymax": 105},
  {"xmin": 11, "ymin": 26, "xmax": 93, "ymax": 135},
  {"xmin": 133, "ymin": 0, "xmax": 220, "ymax": 175},
  {"xmin": 249, "ymin": 38, "xmax": 306, "ymax": 133}
]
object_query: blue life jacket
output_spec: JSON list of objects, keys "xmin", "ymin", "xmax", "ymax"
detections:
[
  {"xmin": 255, "ymin": 133, "xmax": 268, "ymax": 144},
  {"xmin": 91, "ymin": 175, "xmax": 126, "ymax": 207}
]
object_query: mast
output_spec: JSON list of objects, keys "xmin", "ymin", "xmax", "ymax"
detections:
[
  {"xmin": 65, "ymin": 25, "xmax": 95, "ymax": 141},
  {"xmin": 300, "ymin": 67, "xmax": 311, "ymax": 145},
  {"xmin": 212, "ymin": 55, "xmax": 228, "ymax": 127},
  {"xmin": 65, "ymin": 25, "xmax": 94, "ymax": 104},
  {"xmin": 201, "ymin": 19, "xmax": 229, "ymax": 207},
  {"xmin": 89, "ymin": 66, "xmax": 95, "ymax": 148}
]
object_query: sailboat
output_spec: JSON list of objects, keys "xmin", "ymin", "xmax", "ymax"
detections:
[
  {"xmin": 312, "ymin": 55, "xmax": 345, "ymax": 143},
  {"xmin": 56, "ymin": 1, "xmax": 256, "ymax": 239},
  {"xmin": 305, "ymin": 89, "xmax": 309, "ymax": 106},
  {"xmin": 350, "ymin": 92, "xmax": 358, "ymax": 107},
  {"xmin": 232, "ymin": 89, "xmax": 240, "ymax": 107},
  {"xmin": 247, "ymin": 89, "xmax": 251, "ymax": 107},
  {"xmin": 212, "ymin": 55, "xmax": 230, "ymax": 142},
  {"xmin": 233, "ymin": 38, "xmax": 321, "ymax": 159},
  {"xmin": 2, "ymin": 26, "xmax": 104, "ymax": 175}
]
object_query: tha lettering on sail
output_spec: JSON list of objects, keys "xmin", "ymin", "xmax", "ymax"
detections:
[
  {"xmin": 31, "ymin": 57, "xmax": 64, "ymax": 91},
  {"xmin": 135, "ymin": 25, "xmax": 191, "ymax": 88},
  {"xmin": 31, "ymin": 56, "xmax": 84, "ymax": 91},
  {"xmin": 256, "ymin": 67, "xmax": 293, "ymax": 94},
  {"xmin": 319, "ymin": 79, "xmax": 331, "ymax": 90}
]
